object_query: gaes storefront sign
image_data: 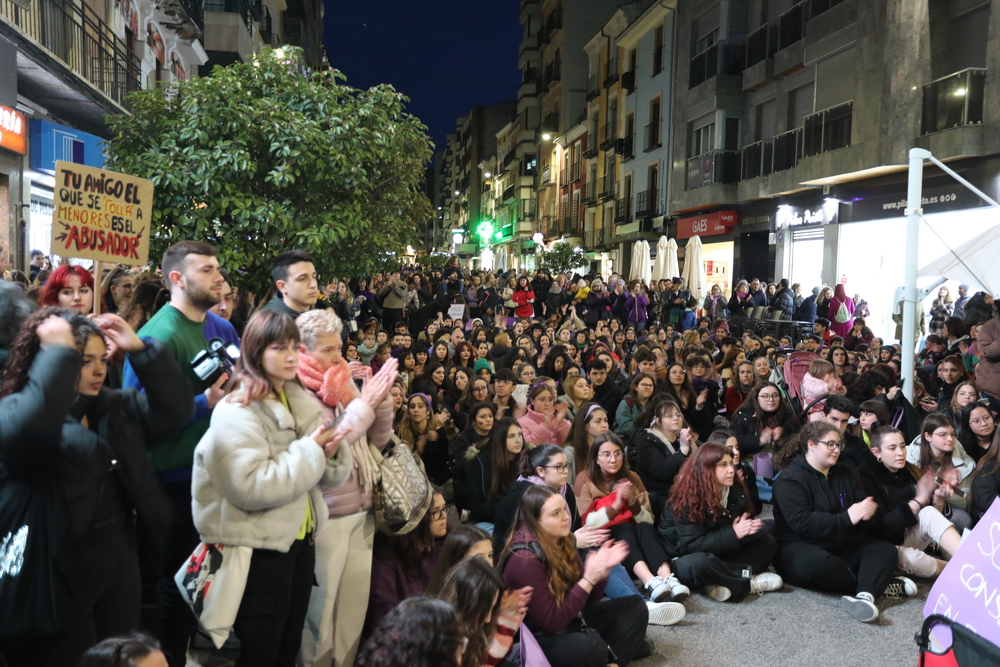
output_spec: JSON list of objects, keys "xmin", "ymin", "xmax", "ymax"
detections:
[
  {"xmin": 775, "ymin": 200, "xmax": 839, "ymax": 229},
  {"xmin": 51, "ymin": 161, "xmax": 154, "ymax": 264}
]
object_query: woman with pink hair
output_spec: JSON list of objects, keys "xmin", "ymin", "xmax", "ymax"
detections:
[{"xmin": 827, "ymin": 284, "xmax": 856, "ymax": 338}]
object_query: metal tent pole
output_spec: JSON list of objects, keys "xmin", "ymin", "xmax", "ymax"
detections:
[{"xmin": 902, "ymin": 148, "xmax": 932, "ymax": 402}]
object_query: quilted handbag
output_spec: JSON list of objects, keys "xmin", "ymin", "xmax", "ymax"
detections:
[{"xmin": 370, "ymin": 436, "xmax": 433, "ymax": 536}]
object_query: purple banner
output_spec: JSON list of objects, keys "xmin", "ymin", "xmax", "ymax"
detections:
[{"xmin": 925, "ymin": 497, "xmax": 1000, "ymax": 649}]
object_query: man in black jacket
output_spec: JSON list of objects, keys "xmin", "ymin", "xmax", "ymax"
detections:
[{"xmin": 589, "ymin": 359, "xmax": 623, "ymax": 419}]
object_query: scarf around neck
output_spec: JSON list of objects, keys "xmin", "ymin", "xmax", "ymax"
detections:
[{"xmin": 297, "ymin": 352, "xmax": 353, "ymax": 408}]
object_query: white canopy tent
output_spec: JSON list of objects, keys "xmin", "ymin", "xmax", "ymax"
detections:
[
  {"xmin": 918, "ymin": 221, "xmax": 1000, "ymax": 296},
  {"xmin": 638, "ymin": 240, "xmax": 652, "ymax": 286},
  {"xmin": 681, "ymin": 235, "xmax": 706, "ymax": 301},
  {"xmin": 652, "ymin": 235, "xmax": 671, "ymax": 282},
  {"xmin": 666, "ymin": 238, "xmax": 679, "ymax": 281}
]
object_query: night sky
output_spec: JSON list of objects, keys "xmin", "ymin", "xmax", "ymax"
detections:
[{"xmin": 323, "ymin": 1, "xmax": 523, "ymax": 154}]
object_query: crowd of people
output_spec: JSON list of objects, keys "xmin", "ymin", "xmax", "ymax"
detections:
[{"xmin": 1, "ymin": 247, "xmax": 999, "ymax": 667}]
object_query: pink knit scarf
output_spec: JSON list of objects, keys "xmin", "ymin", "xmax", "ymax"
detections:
[{"xmin": 297, "ymin": 353, "xmax": 352, "ymax": 408}]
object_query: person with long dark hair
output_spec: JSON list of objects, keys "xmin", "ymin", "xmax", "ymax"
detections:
[
  {"xmin": 468, "ymin": 418, "xmax": 524, "ymax": 529},
  {"xmin": 972, "ymin": 428, "xmax": 1000, "ymax": 521},
  {"xmin": 425, "ymin": 525, "xmax": 495, "ymax": 595},
  {"xmin": 0, "ymin": 309, "xmax": 191, "ymax": 667},
  {"xmin": 355, "ymin": 598, "xmax": 465, "ymax": 667},
  {"xmin": 368, "ymin": 492, "xmax": 449, "ymax": 629},
  {"xmin": 772, "ymin": 421, "xmax": 910, "ymax": 623},
  {"xmin": 663, "ymin": 362, "xmax": 713, "ymax": 437},
  {"xmin": 449, "ymin": 400, "xmax": 496, "ymax": 513},
  {"xmin": 191, "ymin": 310, "xmax": 354, "ymax": 665},
  {"xmin": 565, "ymin": 402, "xmax": 609, "ymax": 484},
  {"xmin": 630, "ymin": 397, "xmax": 697, "ymax": 520},
  {"xmin": 958, "ymin": 401, "xmax": 996, "ymax": 463},
  {"xmin": 574, "ymin": 433, "xmax": 690, "ymax": 603},
  {"xmin": 499, "ymin": 486, "xmax": 649, "ymax": 667},
  {"xmin": 905, "ymin": 412, "xmax": 975, "ymax": 532},
  {"xmin": 659, "ymin": 442, "xmax": 783, "ymax": 602}
]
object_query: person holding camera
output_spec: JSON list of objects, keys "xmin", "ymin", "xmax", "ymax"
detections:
[{"xmin": 121, "ymin": 241, "xmax": 237, "ymax": 667}]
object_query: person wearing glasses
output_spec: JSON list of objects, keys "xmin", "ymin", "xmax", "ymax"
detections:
[
  {"xmin": 729, "ymin": 382, "xmax": 801, "ymax": 459},
  {"xmin": 368, "ymin": 492, "xmax": 449, "ymax": 630},
  {"xmin": 772, "ymin": 421, "xmax": 910, "ymax": 623},
  {"xmin": 574, "ymin": 433, "xmax": 690, "ymax": 604},
  {"xmin": 958, "ymin": 402, "xmax": 996, "ymax": 463},
  {"xmin": 614, "ymin": 372, "xmax": 657, "ymax": 441},
  {"xmin": 905, "ymin": 412, "xmax": 975, "ymax": 533}
]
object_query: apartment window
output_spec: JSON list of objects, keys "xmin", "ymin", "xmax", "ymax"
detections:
[
  {"xmin": 645, "ymin": 98, "xmax": 662, "ymax": 150},
  {"xmin": 950, "ymin": 4, "xmax": 990, "ymax": 71},
  {"xmin": 628, "ymin": 48, "xmax": 637, "ymax": 75},
  {"xmin": 815, "ymin": 47, "xmax": 856, "ymax": 111},
  {"xmin": 692, "ymin": 5, "xmax": 721, "ymax": 56},
  {"xmin": 689, "ymin": 121, "xmax": 716, "ymax": 158},
  {"xmin": 653, "ymin": 24, "xmax": 665, "ymax": 74},
  {"xmin": 755, "ymin": 99, "xmax": 777, "ymax": 141},
  {"xmin": 283, "ymin": 18, "xmax": 303, "ymax": 46},
  {"xmin": 788, "ymin": 81, "xmax": 815, "ymax": 129},
  {"xmin": 605, "ymin": 154, "xmax": 616, "ymax": 185}
]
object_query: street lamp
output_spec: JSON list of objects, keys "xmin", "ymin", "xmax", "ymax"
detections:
[{"xmin": 541, "ymin": 133, "xmax": 552, "ymax": 141}]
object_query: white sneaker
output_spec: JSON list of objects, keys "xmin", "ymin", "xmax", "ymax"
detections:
[
  {"xmin": 749, "ymin": 573, "xmax": 783, "ymax": 595},
  {"xmin": 645, "ymin": 576, "xmax": 671, "ymax": 603},
  {"xmin": 841, "ymin": 592, "xmax": 879, "ymax": 622},
  {"xmin": 705, "ymin": 584, "xmax": 732, "ymax": 602},
  {"xmin": 665, "ymin": 574, "xmax": 690, "ymax": 602},
  {"xmin": 645, "ymin": 600, "xmax": 686, "ymax": 626},
  {"xmin": 883, "ymin": 576, "xmax": 918, "ymax": 599}
]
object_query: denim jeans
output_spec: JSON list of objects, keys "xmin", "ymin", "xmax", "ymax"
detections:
[{"xmin": 604, "ymin": 563, "xmax": 641, "ymax": 599}]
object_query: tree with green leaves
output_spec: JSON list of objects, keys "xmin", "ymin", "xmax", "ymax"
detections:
[
  {"xmin": 105, "ymin": 47, "xmax": 433, "ymax": 294},
  {"xmin": 538, "ymin": 241, "xmax": 587, "ymax": 276}
]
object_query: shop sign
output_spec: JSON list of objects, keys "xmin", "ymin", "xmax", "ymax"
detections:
[
  {"xmin": 29, "ymin": 120, "xmax": 105, "ymax": 171},
  {"xmin": 51, "ymin": 161, "xmax": 154, "ymax": 264},
  {"xmin": 850, "ymin": 182, "xmax": 985, "ymax": 221},
  {"xmin": 776, "ymin": 200, "xmax": 838, "ymax": 228},
  {"xmin": 0, "ymin": 105, "xmax": 26, "ymax": 155},
  {"xmin": 676, "ymin": 210, "xmax": 738, "ymax": 239}
]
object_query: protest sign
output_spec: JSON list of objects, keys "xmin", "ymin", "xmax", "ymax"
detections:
[
  {"xmin": 448, "ymin": 304, "xmax": 465, "ymax": 320},
  {"xmin": 51, "ymin": 161, "xmax": 153, "ymax": 265},
  {"xmin": 925, "ymin": 497, "xmax": 1000, "ymax": 649}
]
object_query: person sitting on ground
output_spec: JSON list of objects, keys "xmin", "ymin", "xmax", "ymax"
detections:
[
  {"xmin": 448, "ymin": 400, "xmax": 496, "ymax": 513},
  {"xmin": 518, "ymin": 381, "xmax": 572, "ymax": 447},
  {"xmin": 614, "ymin": 372, "xmax": 657, "ymax": 441},
  {"xmin": 860, "ymin": 426, "xmax": 961, "ymax": 578},
  {"xmin": 629, "ymin": 397, "xmax": 698, "ymax": 520},
  {"xmin": 574, "ymin": 433, "xmax": 690, "ymax": 604},
  {"xmin": 659, "ymin": 442, "xmax": 783, "ymax": 602},
  {"xmin": 565, "ymin": 402, "xmax": 609, "ymax": 485},
  {"xmin": 729, "ymin": 382, "xmax": 801, "ymax": 459},
  {"xmin": 468, "ymin": 418, "xmax": 524, "ymax": 531},
  {"xmin": 958, "ymin": 402, "xmax": 996, "ymax": 464},
  {"xmin": 368, "ymin": 492, "xmax": 449, "ymax": 629},
  {"xmin": 425, "ymin": 525, "xmax": 495, "ymax": 595},
  {"xmin": 499, "ymin": 485, "xmax": 651, "ymax": 667},
  {"xmin": 772, "ymin": 421, "xmax": 914, "ymax": 623},
  {"xmin": 355, "ymin": 598, "xmax": 466, "ymax": 667},
  {"xmin": 905, "ymin": 412, "xmax": 975, "ymax": 533},
  {"xmin": 857, "ymin": 399, "xmax": 891, "ymax": 447}
]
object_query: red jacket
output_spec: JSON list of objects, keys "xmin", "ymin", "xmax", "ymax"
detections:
[{"xmin": 512, "ymin": 288, "xmax": 536, "ymax": 318}]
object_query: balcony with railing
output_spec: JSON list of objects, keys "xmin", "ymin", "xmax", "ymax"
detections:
[
  {"xmin": 519, "ymin": 199, "xmax": 537, "ymax": 222},
  {"xmin": 206, "ymin": 0, "xmax": 254, "ymax": 35},
  {"xmin": 543, "ymin": 112, "xmax": 560, "ymax": 135},
  {"xmin": 745, "ymin": 24, "xmax": 778, "ymax": 69},
  {"xmin": 599, "ymin": 123, "xmax": 617, "ymax": 151},
  {"xmin": 559, "ymin": 167, "xmax": 568, "ymax": 188},
  {"xmin": 604, "ymin": 58, "xmax": 619, "ymax": 87},
  {"xmin": 643, "ymin": 121, "xmax": 662, "ymax": 152},
  {"xmin": 739, "ymin": 140, "xmax": 774, "ymax": 180},
  {"xmin": 622, "ymin": 70, "xmax": 635, "ymax": 94},
  {"xmin": 561, "ymin": 202, "xmax": 582, "ymax": 235},
  {"xmin": 541, "ymin": 165, "xmax": 554, "ymax": 187},
  {"xmin": 583, "ymin": 180, "xmax": 598, "ymax": 206},
  {"xmin": 582, "ymin": 134, "xmax": 599, "ymax": 158},
  {"xmin": 778, "ymin": 2, "xmax": 805, "ymax": 50},
  {"xmin": 543, "ymin": 60, "xmax": 561, "ymax": 91},
  {"xmin": 571, "ymin": 160, "xmax": 581, "ymax": 182},
  {"xmin": 634, "ymin": 190, "xmax": 658, "ymax": 219},
  {"xmin": 801, "ymin": 101, "xmax": 852, "ymax": 158},
  {"xmin": 0, "ymin": 0, "xmax": 140, "ymax": 111},
  {"xmin": 586, "ymin": 73, "xmax": 600, "ymax": 100},
  {"xmin": 685, "ymin": 150, "xmax": 739, "ymax": 190},
  {"xmin": 599, "ymin": 173, "xmax": 616, "ymax": 201},
  {"xmin": 502, "ymin": 185, "xmax": 516, "ymax": 202},
  {"xmin": 805, "ymin": 0, "xmax": 847, "ymax": 21},
  {"xmin": 921, "ymin": 69, "xmax": 986, "ymax": 135},
  {"xmin": 689, "ymin": 41, "xmax": 745, "ymax": 88},
  {"xmin": 653, "ymin": 46, "xmax": 664, "ymax": 75},
  {"xmin": 614, "ymin": 197, "xmax": 632, "ymax": 224},
  {"xmin": 621, "ymin": 132, "xmax": 634, "ymax": 160},
  {"xmin": 772, "ymin": 127, "xmax": 803, "ymax": 172}
]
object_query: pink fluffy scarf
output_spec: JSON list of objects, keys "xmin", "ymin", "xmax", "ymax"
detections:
[{"xmin": 297, "ymin": 353, "xmax": 354, "ymax": 408}]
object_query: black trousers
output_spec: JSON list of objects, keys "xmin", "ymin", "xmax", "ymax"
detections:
[
  {"xmin": 152, "ymin": 480, "xmax": 200, "ymax": 667},
  {"xmin": 534, "ymin": 595, "xmax": 648, "ymax": 667},
  {"xmin": 382, "ymin": 307, "xmax": 403, "ymax": 334},
  {"xmin": 774, "ymin": 537, "xmax": 896, "ymax": 598},
  {"xmin": 233, "ymin": 538, "xmax": 316, "ymax": 667},
  {"xmin": 609, "ymin": 522, "xmax": 670, "ymax": 576},
  {"xmin": 2, "ymin": 515, "xmax": 140, "ymax": 667}
]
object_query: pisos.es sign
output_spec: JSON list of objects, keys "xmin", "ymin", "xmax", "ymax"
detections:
[{"xmin": 776, "ymin": 199, "xmax": 839, "ymax": 229}]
